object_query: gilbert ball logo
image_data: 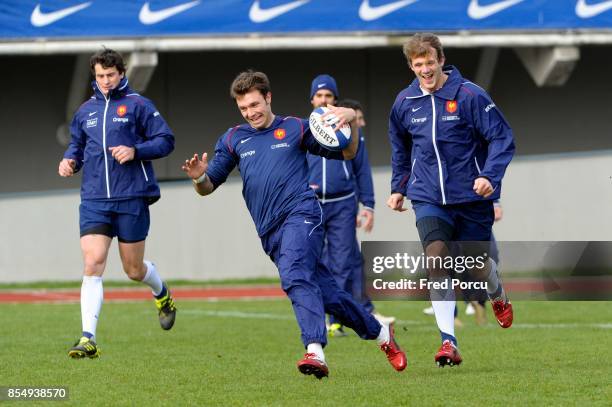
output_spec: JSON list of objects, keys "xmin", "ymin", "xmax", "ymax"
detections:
[
  {"xmin": 117, "ymin": 105, "xmax": 127, "ymax": 117},
  {"xmin": 274, "ymin": 129, "xmax": 286, "ymax": 140}
]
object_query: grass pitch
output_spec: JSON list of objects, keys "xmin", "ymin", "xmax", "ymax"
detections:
[{"xmin": 1, "ymin": 299, "xmax": 610, "ymax": 406}]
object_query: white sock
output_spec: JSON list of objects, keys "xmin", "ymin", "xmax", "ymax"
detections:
[
  {"xmin": 141, "ymin": 260, "xmax": 164, "ymax": 296},
  {"xmin": 376, "ymin": 322, "xmax": 390, "ymax": 346},
  {"xmin": 306, "ymin": 343, "xmax": 325, "ymax": 362},
  {"xmin": 431, "ymin": 300, "xmax": 455, "ymax": 340},
  {"xmin": 429, "ymin": 274, "xmax": 456, "ymax": 340},
  {"xmin": 81, "ymin": 276, "xmax": 103, "ymax": 340}
]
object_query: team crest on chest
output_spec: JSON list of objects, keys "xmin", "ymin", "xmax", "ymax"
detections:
[
  {"xmin": 445, "ymin": 101, "xmax": 458, "ymax": 113},
  {"xmin": 274, "ymin": 129, "xmax": 286, "ymax": 140},
  {"xmin": 117, "ymin": 105, "xmax": 128, "ymax": 117}
]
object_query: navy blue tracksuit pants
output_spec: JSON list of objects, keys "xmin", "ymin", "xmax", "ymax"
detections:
[
  {"xmin": 261, "ymin": 197, "xmax": 381, "ymax": 347},
  {"xmin": 320, "ymin": 197, "xmax": 374, "ymax": 325}
]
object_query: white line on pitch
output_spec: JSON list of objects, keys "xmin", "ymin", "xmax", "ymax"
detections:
[{"xmin": 181, "ymin": 310, "xmax": 612, "ymax": 329}]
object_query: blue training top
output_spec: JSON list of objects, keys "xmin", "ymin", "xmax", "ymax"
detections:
[{"xmin": 206, "ymin": 115, "xmax": 344, "ymax": 236}]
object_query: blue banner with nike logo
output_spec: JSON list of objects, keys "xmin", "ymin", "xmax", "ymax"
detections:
[{"xmin": 2, "ymin": 1, "xmax": 612, "ymax": 39}]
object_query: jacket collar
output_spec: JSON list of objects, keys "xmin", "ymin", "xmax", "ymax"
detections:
[
  {"xmin": 405, "ymin": 65, "xmax": 464, "ymax": 100},
  {"xmin": 435, "ymin": 65, "xmax": 464, "ymax": 100},
  {"xmin": 92, "ymin": 76, "xmax": 131, "ymax": 100}
]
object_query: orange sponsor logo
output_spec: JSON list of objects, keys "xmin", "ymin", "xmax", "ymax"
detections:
[{"xmin": 274, "ymin": 129, "xmax": 286, "ymax": 140}]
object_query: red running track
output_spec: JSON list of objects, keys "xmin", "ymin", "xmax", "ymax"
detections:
[
  {"xmin": 0, "ymin": 286, "xmax": 286, "ymax": 303},
  {"xmin": 1, "ymin": 278, "xmax": 610, "ymax": 303}
]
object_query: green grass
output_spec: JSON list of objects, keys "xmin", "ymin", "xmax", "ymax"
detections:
[
  {"xmin": 0, "ymin": 277, "xmax": 281, "ymax": 290},
  {"xmin": 1, "ymin": 300, "xmax": 610, "ymax": 406}
]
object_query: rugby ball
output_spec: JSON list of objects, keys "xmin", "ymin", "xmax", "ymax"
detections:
[{"xmin": 309, "ymin": 107, "xmax": 351, "ymax": 151}]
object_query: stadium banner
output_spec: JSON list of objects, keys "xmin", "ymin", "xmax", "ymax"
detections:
[
  {"xmin": 362, "ymin": 241, "xmax": 612, "ymax": 300},
  {"xmin": 2, "ymin": 1, "xmax": 612, "ymax": 40}
]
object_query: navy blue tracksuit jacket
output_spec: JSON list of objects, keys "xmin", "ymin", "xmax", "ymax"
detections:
[
  {"xmin": 64, "ymin": 77, "xmax": 174, "ymax": 203},
  {"xmin": 389, "ymin": 66, "xmax": 515, "ymax": 205}
]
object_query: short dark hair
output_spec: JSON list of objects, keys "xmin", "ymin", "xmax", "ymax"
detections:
[
  {"xmin": 337, "ymin": 98, "xmax": 363, "ymax": 112},
  {"xmin": 230, "ymin": 70, "xmax": 271, "ymax": 99},
  {"xmin": 403, "ymin": 33, "xmax": 445, "ymax": 65},
  {"xmin": 90, "ymin": 48, "xmax": 126, "ymax": 75}
]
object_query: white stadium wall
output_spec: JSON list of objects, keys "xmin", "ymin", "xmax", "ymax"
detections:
[
  {"xmin": 1, "ymin": 150, "xmax": 611, "ymax": 283},
  {"xmin": 365, "ymin": 151, "xmax": 612, "ymax": 242}
]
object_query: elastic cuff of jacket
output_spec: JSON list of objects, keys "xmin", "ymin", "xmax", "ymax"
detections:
[
  {"xmin": 363, "ymin": 206, "xmax": 374, "ymax": 212},
  {"xmin": 207, "ymin": 174, "xmax": 221, "ymax": 191}
]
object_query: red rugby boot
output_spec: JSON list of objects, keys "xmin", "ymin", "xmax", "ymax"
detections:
[
  {"xmin": 297, "ymin": 353, "xmax": 329, "ymax": 379},
  {"xmin": 434, "ymin": 340, "xmax": 462, "ymax": 367},
  {"xmin": 380, "ymin": 323, "xmax": 407, "ymax": 372},
  {"xmin": 491, "ymin": 299, "xmax": 513, "ymax": 328}
]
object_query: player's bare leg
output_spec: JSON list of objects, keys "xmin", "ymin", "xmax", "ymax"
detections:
[{"xmin": 119, "ymin": 241, "xmax": 176, "ymax": 330}]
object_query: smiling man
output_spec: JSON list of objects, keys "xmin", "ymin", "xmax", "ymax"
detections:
[
  {"xmin": 387, "ymin": 33, "xmax": 515, "ymax": 368},
  {"xmin": 182, "ymin": 70, "xmax": 406, "ymax": 379}
]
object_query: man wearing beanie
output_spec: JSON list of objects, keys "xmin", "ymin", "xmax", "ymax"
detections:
[
  {"xmin": 307, "ymin": 74, "xmax": 395, "ymax": 338},
  {"xmin": 309, "ymin": 74, "xmax": 339, "ymax": 102}
]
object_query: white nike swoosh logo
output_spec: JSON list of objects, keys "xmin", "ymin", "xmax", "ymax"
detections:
[
  {"xmin": 412, "ymin": 106, "xmax": 422, "ymax": 112},
  {"xmin": 359, "ymin": 0, "xmax": 420, "ymax": 22},
  {"xmin": 576, "ymin": 0, "xmax": 612, "ymax": 18},
  {"xmin": 89, "ymin": 111, "xmax": 97, "ymax": 116},
  {"xmin": 304, "ymin": 220, "xmax": 313, "ymax": 224},
  {"xmin": 30, "ymin": 2, "xmax": 92, "ymax": 27},
  {"xmin": 249, "ymin": 0, "xmax": 310, "ymax": 23},
  {"xmin": 139, "ymin": 1, "xmax": 201, "ymax": 25},
  {"xmin": 467, "ymin": 0, "xmax": 524, "ymax": 20},
  {"xmin": 240, "ymin": 137, "xmax": 253, "ymax": 144}
]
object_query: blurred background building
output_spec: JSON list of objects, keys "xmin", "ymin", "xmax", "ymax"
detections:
[{"xmin": 1, "ymin": 0, "xmax": 611, "ymax": 282}]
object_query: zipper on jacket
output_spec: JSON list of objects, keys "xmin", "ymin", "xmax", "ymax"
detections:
[
  {"xmin": 474, "ymin": 157, "xmax": 482, "ymax": 174},
  {"xmin": 342, "ymin": 161, "xmax": 350, "ymax": 180},
  {"xmin": 430, "ymin": 95, "xmax": 446, "ymax": 205},
  {"xmin": 102, "ymin": 95, "xmax": 111, "ymax": 198},
  {"xmin": 140, "ymin": 162, "xmax": 149, "ymax": 182},
  {"xmin": 322, "ymin": 157, "xmax": 327, "ymax": 203}
]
